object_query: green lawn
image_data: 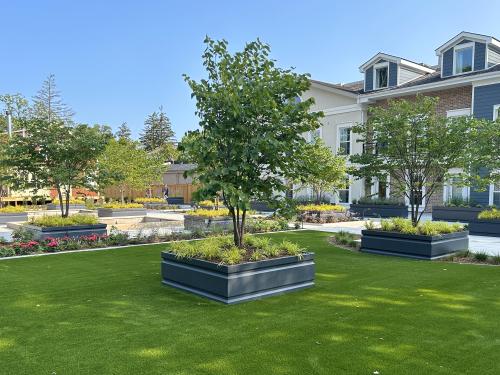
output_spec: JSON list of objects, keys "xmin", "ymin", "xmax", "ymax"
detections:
[{"xmin": 1, "ymin": 231, "xmax": 499, "ymax": 374}]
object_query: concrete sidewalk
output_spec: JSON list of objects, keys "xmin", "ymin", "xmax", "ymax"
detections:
[{"xmin": 302, "ymin": 221, "xmax": 500, "ymax": 256}]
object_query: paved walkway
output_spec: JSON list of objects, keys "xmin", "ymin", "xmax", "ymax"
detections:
[{"xmin": 302, "ymin": 220, "xmax": 500, "ymax": 256}]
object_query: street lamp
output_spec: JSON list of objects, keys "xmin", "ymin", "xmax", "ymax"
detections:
[{"xmin": 5, "ymin": 110, "xmax": 12, "ymax": 137}]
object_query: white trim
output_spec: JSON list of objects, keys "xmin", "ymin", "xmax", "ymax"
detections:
[
  {"xmin": 373, "ymin": 62, "xmax": 389, "ymax": 90},
  {"xmin": 446, "ymin": 108, "xmax": 471, "ymax": 118},
  {"xmin": 336, "ymin": 123, "xmax": 353, "ymax": 156},
  {"xmin": 359, "ymin": 52, "xmax": 435, "ymax": 73},
  {"xmin": 336, "ymin": 175, "xmax": 352, "ymax": 205},
  {"xmin": 309, "ymin": 80, "xmax": 359, "ymax": 99},
  {"xmin": 320, "ymin": 104, "xmax": 363, "ymax": 116},
  {"xmin": 453, "ymin": 42, "xmax": 475, "ymax": 76},
  {"xmin": 493, "ymin": 104, "xmax": 500, "ymax": 120},
  {"xmin": 405, "ymin": 186, "xmax": 426, "ymax": 212},
  {"xmin": 370, "ymin": 176, "xmax": 391, "ymax": 198},
  {"xmin": 489, "ymin": 182, "xmax": 500, "ymax": 206},
  {"xmin": 359, "ymin": 70, "xmax": 500, "ymax": 103},
  {"xmin": 435, "ymin": 32, "xmax": 500, "ymax": 55}
]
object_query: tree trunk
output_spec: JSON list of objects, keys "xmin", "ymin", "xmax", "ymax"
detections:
[
  {"xmin": 64, "ymin": 189, "xmax": 70, "ymax": 218},
  {"xmin": 120, "ymin": 187, "xmax": 125, "ymax": 204},
  {"xmin": 56, "ymin": 185, "xmax": 65, "ymax": 217}
]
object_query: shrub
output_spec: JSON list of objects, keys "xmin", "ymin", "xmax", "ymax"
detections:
[
  {"xmin": 491, "ymin": 253, "xmax": 500, "ymax": 265},
  {"xmin": 0, "ymin": 206, "xmax": 27, "ymax": 213},
  {"xmin": 12, "ymin": 227, "xmax": 35, "ymax": 242},
  {"xmin": 478, "ymin": 208, "xmax": 500, "ymax": 220},
  {"xmin": 51, "ymin": 198, "xmax": 85, "ymax": 205},
  {"xmin": 29, "ymin": 214, "xmax": 98, "ymax": 227},
  {"xmin": 353, "ymin": 197, "xmax": 405, "ymax": 206},
  {"xmin": 134, "ymin": 197, "xmax": 165, "ymax": 203},
  {"xmin": 245, "ymin": 217, "xmax": 289, "ymax": 233},
  {"xmin": 473, "ymin": 251, "xmax": 488, "ymax": 262},
  {"xmin": 374, "ymin": 218, "xmax": 464, "ymax": 236},
  {"xmin": 186, "ymin": 208, "xmax": 230, "ymax": 218},
  {"xmin": 296, "ymin": 204, "xmax": 346, "ymax": 212},
  {"xmin": 197, "ymin": 200, "xmax": 216, "ymax": 206},
  {"xmin": 102, "ymin": 203, "xmax": 144, "ymax": 209},
  {"xmin": 0, "ymin": 247, "xmax": 16, "ymax": 257}
]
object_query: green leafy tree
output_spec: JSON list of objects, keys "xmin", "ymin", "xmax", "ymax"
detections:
[
  {"xmin": 299, "ymin": 137, "xmax": 347, "ymax": 204},
  {"xmin": 140, "ymin": 106, "xmax": 175, "ymax": 152},
  {"xmin": 32, "ymin": 74, "xmax": 75, "ymax": 124},
  {"xmin": 115, "ymin": 122, "xmax": 132, "ymax": 141},
  {"xmin": 350, "ymin": 96, "xmax": 479, "ymax": 225},
  {"xmin": 182, "ymin": 37, "xmax": 322, "ymax": 247},
  {"xmin": 3, "ymin": 119, "xmax": 111, "ymax": 217},
  {"xmin": 0, "ymin": 93, "xmax": 30, "ymax": 132}
]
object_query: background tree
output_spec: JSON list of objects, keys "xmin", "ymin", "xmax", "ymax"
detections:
[
  {"xmin": 115, "ymin": 122, "xmax": 132, "ymax": 141},
  {"xmin": 32, "ymin": 74, "xmax": 75, "ymax": 124},
  {"xmin": 299, "ymin": 137, "xmax": 347, "ymax": 204},
  {"xmin": 350, "ymin": 96, "xmax": 479, "ymax": 225},
  {"xmin": 182, "ymin": 37, "xmax": 322, "ymax": 247},
  {"xmin": 3, "ymin": 119, "xmax": 111, "ymax": 217},
  {"xmin": 140, "ymin": 106, "xmax": 175, "ymax": 151},
  {"xmin": 0, "ymin": 93, "xmax": 30, "ymax": 132}
]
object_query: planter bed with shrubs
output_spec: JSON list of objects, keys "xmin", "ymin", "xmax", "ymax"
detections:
[
  {"xmin": 350, "ymin": 198, "xmax": 408, "ymax": 218},
  {"xmin": 184, "ymin": 208, "xmax": 233, "ymax": 231},
  {"xmin": 47, "ymin": 199, "xmax": 87, "ymax": 210},
  {"xmin": 360, "ymin": 218, "xmax": 468, "ymax": 260},
  {"xmin": 162, "ymin": 235, "xmax": 314, "ymax": 304},
  {"xmin": 97, "ymin": 203, "xmax": 147, "ymax": 217},
  {"xmin": 297, "ymin": 204, "xmax": 349, "ymax": 223},
  {"xmin": 0, "ymin": 206, "xmax": 29, "ymax": 224},
  {"xmin": 468, "ymin": 209, "xmax": 500, "ymax": 237},
  {"xmin": 21, "ymin": 214, "xmax": 107, "ymax": 240}
]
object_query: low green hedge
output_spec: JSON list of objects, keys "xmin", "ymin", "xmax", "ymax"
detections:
[
  {"xmin": 369, "ymin": 217, "xmax": 465, "ymax": 236},
  {"xmin": 478, "ymin": 208, "xmax": 500, "ymax": 220},
  {"xmin": 29, "ymin": 214, "xmax": 99, "ymax": 227}
]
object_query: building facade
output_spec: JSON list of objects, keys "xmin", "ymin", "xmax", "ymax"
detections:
[{"xmin": 302, "ymin": 31, "xmax": 500, "ymax": 210}]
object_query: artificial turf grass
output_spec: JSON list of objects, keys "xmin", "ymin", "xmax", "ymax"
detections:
[{"xmin": 0, "ymin": 231, "xmax": 499, "ymax": 374}]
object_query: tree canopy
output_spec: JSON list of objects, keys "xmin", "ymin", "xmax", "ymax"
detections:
[
  {"xmin": 31, "ymin": 74, "xmax": 75, "ymax": 124},
  {"xmin": 140, "ymin": 106, "xmax": 175, "ymax": 152},
  {"xmin": 182, "ymin": 37, "xmax": 322, "ymax": 246}
]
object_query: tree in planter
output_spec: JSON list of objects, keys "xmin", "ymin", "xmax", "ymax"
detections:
[
  {"xmin": 182, "ymin": 37, "xmax": 322, "ymax": 247},
  {"xmin": 298, "ymin": 137, "xmax": 347, "ymax": 204},
  {"xmin": 350, "ymin": 96, "xmax": 479, "ymax": 225},
  {"xmin": 3, "ymin": 119, "xmax": 111, "ymax": 217}
]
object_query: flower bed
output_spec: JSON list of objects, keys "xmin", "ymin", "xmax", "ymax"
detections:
[
  {"xmin": 162, "ymin": 236, "xmax": 314, "ymax": 304},
  {"xmin": 22, "ymin": 214, "xmax": 106, "ymax": 240},
  {"xmin": 98, "ymin": 203, "xmax": 146, "ymax": 217},
  {"xmin": 134, "ymin": 197, "xmax": 165, "ymax": 204},
  {"xmin": 360, "ymin": 218, "xmax": 468, "ymax": 260},
  {"xmin": 468, "ymin": 209, "xmax": 500, "ymax": 237}
]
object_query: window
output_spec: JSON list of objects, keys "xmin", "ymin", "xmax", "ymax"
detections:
[
  {"xmin": 492, "ymin": 183, "xmax": 500, "ymax": 207},
  {"xmin": 493, "ymin": 105, "xmax": 500, "ymax": 121},
  {"xmin": 338, "ymin": 127, "xmax": 351, "ymax": 155},
  {"xmin": 338, "ymin": 177, "xmax": 350, "ymax": 204},
  {"xmin": 446, "ymin": 177, "xmax": 467, "ymax": 201},
  {"xmin": 374, "ymin": 63, "xmax": 388, "ymax": 89},
  {"xmin": 454, "ymin": 44, "xmax": 473, "ymax": 74},
  {"xmin": 372, "ymin": 176, "xmax": 390, "ymax": 199}
]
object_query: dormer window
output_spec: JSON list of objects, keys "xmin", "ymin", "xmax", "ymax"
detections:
[
  {"xmin": 374, "ymin": 62, "xmax": 388, "ymax": 89},
  {"xmin": 453, "ymin": 43, "xmax": 474, "ymax": 74}
]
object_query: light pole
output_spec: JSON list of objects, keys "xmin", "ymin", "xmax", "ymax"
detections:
[{"xmin": 5, "ymin": 110, "xmax": 12, "ymax": 137}]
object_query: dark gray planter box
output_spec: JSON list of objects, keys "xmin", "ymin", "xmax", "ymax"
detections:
[
  {"xmin": 360, "ymin": 229, "xmax": 469, "ymax": 260},
  {"xmin": 432, "ymin": 206, "xmax": 482, "ymax": 222},
  {"xmin": 161, "ymin": 252, "xmax": 315, "ymax": 304},
  {"xmin": 142, "ymin": 202, "xmax": 171, "ymax": 210},
  {"xmin": 250, "ymin": 201, "xmax": 274, "ymax": 212},
  {"xmin": 47, "ymin": 203, "xmax": 86, "ymax": 210},
  {"xmin": 97, "ymin": 208, "xmax": 147, "ymax": 217},
  {"xmin": 23, "ymin": 223, "xmax": 108, "ymax": 240},
  {"xmin": 469, "ymin": 220, "xmax": 500, "ymax": 237},
  {"xmin": 350, "ymin": 204, "xmax": 408, "ymax": 218},
  {"xmin": 167, "ymin": 197, "xmax": 184, "ymax": 205},
  {"xmin": 0, "ymin": 212, "xmax": 28, "ymax": 224},
  {"xmin": 184, "ymin": 215, "xmax": 233, "ymax": 231}
]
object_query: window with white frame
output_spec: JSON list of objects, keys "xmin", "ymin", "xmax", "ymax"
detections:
[
  {"xmin": 337, "ymin": 176, "xmax": 350, "ymax": 204},
  {"xmin": 454, "ymin": 44, "xmax": 473, "ymax": 74},
  {"xmin": 493, "ymin": 104, "xmax": 500, "ymax": 121},
  {"xmin": 374, "ymin": 63, "xmax": 388, "ymax": 89},
  {"xmin": 492, "ymin": 183, "xmax": 500, "ymax": 207},
  {"xmin": 372, "ymin": 176, "xmax": 390, "ymax": 199},
  {"xmin": 338, "ymin": 126, "xmax": 351, "ymax": 155},
  {"xmin": 445, "ymin": 176, "xmax": 468, "ymax": 202}
]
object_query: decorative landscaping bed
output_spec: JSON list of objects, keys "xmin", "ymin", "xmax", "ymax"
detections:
[
  {"xmin": 431, "ymin": 206, "xmax": 482, "ymax": 222},
  {"xmin": 360, "ymin": 230, "xmax": 468, "ymax": 260},
  {"xmin": 167, "ymin": 197, "xmax": 184, "ymax": 205},
  {"xmin": 162, "ymin": 252, "xmax": 314, "ymax": 304},
  {"xmin": 23, "ymin": 223, "xmax": 108, "ymax": 240},
  {"xmin": 97, "ymin": 208, "xmax": 147, "ymax": 217},
  {"xmin": 468, "ymin": 220, "xmax": 500, "ymax": 237},
  {"xmin": 350, "ymin": 204, "xmax": 408, "ymax": 218},
  {"xmin": 184, "ymin": 214, "xmax": 233, "ymax": 231}
]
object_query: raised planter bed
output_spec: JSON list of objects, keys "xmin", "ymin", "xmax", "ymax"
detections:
[
  {"xmin": 183, "ymin": 215, "xmax": 233, "ymax": 231},
  {"xmin": 432, "ymin": 206, "xmax": 482, "ymax": 222},
  {"xmin": 161, "ymin": 252, "xmax": 315, "ymax": 304},
  {"xmin": 142, "ymin": 202, "xmax": 171, "ymax": 210},
  {"xmin": 468, "ymin": 220, "xmax": 500, "ymax": 237},
  {"xmin": 300, "ymin": 210, "xmax": 347, "ymax": 219},
  {"xmin": 250, "ymin": 201, "xmax": 274, "ymax": 212},
  {"xmin": 47, "ymin": 204, "xmax": 86, "ymax": 210},
  {"xmin": 350, "ymin": 204, "xmax": 408, "ymax": 218},
  {"xmin": 0, "ymin": 212, "xmax": 28, "ymax": 224},
  {"xmin": 97, "ymin": 208, "xmax": 147, "ymax": 217},
  {"xmin": 23, "ymin": 223, "xmax": 108, "ymax": 240},
  {"xmin": 360, "ymin": 229, "xmax": 469, "ymax": 260}
]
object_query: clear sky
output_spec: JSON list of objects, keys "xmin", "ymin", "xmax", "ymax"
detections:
[{"xmin": 2, "ymin": 0, "xmax": 500, "ymax": 139}]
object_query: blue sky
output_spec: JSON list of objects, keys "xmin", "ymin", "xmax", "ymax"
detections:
[{"xmin": 2, "ymin": 0, "xmax": 500, "ymax": 139}]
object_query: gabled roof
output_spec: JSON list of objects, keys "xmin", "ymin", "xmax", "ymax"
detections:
[
  {"xmin": 358, "ymin": 52, "xmax": 435, "ymax": 74},
  {"xmin": 309, "ymin": 79, "xmax": 361, "ymax": 97},
  {"xmin": 435, "ymin": 31, "xmax": 500, "ymax": 55}
]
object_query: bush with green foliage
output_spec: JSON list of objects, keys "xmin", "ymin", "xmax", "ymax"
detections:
[
  {"xmin": 245, "ymin": 217, "xmax": 289, "ymax": 233},
  {"xmin": 374, "ymin": 218, "xmax": 464, "ymax": 236},
  {"xmin": 473, "ymin": 252, "xmax": 489, "ymax": 262},
  {"xmin": 134, "ymin": 197, "xmax": 165, "ymax": 203},
  {"xmin": 168, "ymin": 235, "xmax": 305, "ymax": 265},
  {"xmin": 478, "ymin": 208, "xmax": 500, "ymax": 220},
  {"xmin": 332, "ymin": 231, "xmax": 358, "ymax": 248},
  {"xmin": 296, "ymin": 204, "xmax": 346, "ymax": 212},
  {"xmin": 29, "ymin": 214, "xmax": 98, "ymax": 227},
  {"xmin": 0, "ymin": 206, "xmax": 27, "ymax": 213},
  {"xmin": 186, "ymin": 208, "xmax": 231, "ymax": 218}
]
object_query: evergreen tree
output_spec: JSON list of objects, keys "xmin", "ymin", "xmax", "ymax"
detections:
[
  {"xmin": 139, "ymin": 106, "xmax": 175, "ymax": 151},
  {"xmin": 32, "ymin": 74, "xmax": 75, "ymax": 124},
  {"xmin": 115, "ymin": 122, "xmax": 132, "ymax": 141}
]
